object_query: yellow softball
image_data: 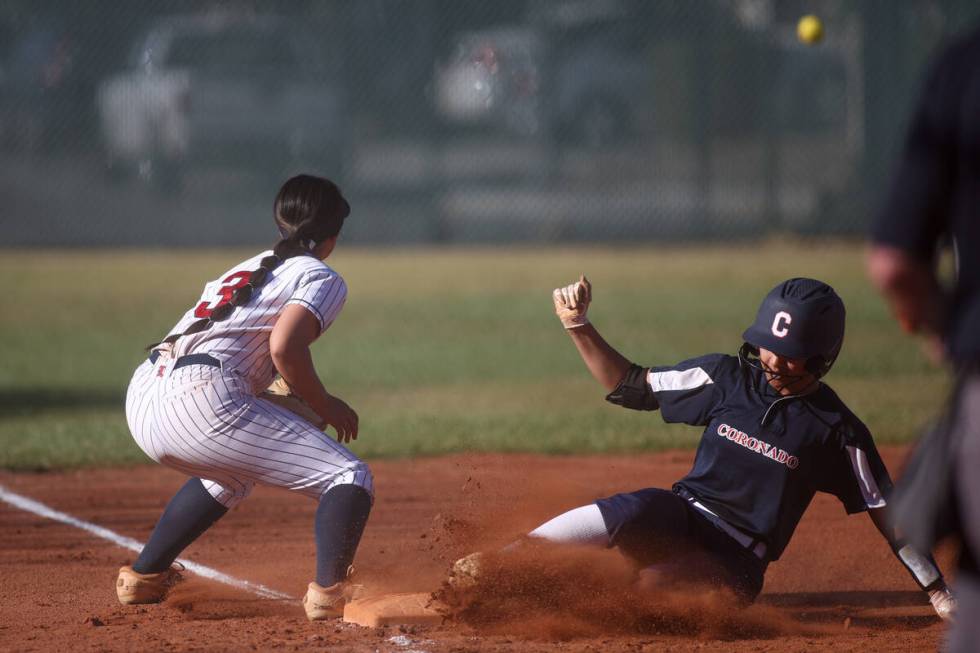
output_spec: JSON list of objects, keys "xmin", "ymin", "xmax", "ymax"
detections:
[{"xmin": 797, "ymin": 14, "xmax": 824, "ymax": 45}]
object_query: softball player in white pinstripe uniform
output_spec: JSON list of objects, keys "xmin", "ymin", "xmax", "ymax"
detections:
[{"xmin": 118, "ymin": 175, "xmax": 372, "ymax": 621}]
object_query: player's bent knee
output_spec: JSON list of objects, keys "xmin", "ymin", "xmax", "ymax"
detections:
[
  {"xmin": 325, "ymin": 461, "xmax": 374, "ymax": 500},
  {"xmin": 201, "ymin": 478, "xmax": 253, "ymax": 509}
]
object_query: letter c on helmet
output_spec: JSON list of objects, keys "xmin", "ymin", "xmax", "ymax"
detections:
[{"xmin": 771, "ymin": 311, "xmax": 792, "ymax": 338}]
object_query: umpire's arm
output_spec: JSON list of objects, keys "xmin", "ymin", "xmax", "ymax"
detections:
[
  {"xmin": 867, "ymin": 39, "xmax": 959, "ymax": 354},
  {"xmin": 867, "ymin": 247, "xmax": 946, "ymax": 345}
]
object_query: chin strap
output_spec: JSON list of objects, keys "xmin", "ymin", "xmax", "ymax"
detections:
[
  {"xmin": 738, "ymin": 343, "xmax": 813, "ymax": 383},
  {"xmin": 738, "ymin": 344, "xmax": 819, "ymax": 426}
]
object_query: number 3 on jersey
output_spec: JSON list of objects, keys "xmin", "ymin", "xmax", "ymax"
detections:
[{"xmin": 194, "ymin": 271, "xmax": 251, "ymax": 318}]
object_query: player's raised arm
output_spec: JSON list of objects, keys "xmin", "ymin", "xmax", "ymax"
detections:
[{"xmin": 552, "ymin": 276, "xmax": 631, "ymax": 391}]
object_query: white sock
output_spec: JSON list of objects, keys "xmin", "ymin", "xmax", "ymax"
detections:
[{"xmin": 527, "ymin": 503, "xmax": 609, "ymax": 546}]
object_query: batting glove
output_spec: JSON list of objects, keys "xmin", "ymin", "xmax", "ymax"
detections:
[
  {"xmin": 552, "ymin": 275, "xmax": 592, "ymax": 329},
  {"xmin": 928, "ymin": 585, "xmax": 956, "ymax": 622}
]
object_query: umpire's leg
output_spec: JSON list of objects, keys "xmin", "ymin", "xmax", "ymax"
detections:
[{"xmin": 948, "ymin": 373, "xmax": 980, "ymax": 652}]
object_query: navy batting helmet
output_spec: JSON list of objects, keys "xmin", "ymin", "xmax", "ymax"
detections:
[{"xmin": 741, "ymin": 278, "xmax": 846, "ymax": 378}]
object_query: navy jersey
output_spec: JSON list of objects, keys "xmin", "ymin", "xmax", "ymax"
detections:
[{"xmin": 646, "ymin": 353, "xmax": 892, "ymax": 561}]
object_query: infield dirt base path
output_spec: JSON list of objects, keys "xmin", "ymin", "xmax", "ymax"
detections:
[{"xmin": 0, "ymin": 447, "xmax": 954, "ymax": 652}]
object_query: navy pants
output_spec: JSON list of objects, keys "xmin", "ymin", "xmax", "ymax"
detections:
[{"xmin": 595, "ymin": 487, "xmax": 766, "ymax": 602}]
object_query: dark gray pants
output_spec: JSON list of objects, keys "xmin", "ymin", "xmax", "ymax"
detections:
[{"xmin": 949, "ymin": 375, "xmax": 980, "ymax": 652}]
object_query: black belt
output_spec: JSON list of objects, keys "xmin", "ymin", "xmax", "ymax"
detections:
[{"xmin": 148, "ymin": 350, "xmax": 221, "ymax": 370}]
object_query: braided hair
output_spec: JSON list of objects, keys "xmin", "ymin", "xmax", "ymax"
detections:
[{"xmin": 152, "ymin": 175, "xmax": 349, "ymax": 349}]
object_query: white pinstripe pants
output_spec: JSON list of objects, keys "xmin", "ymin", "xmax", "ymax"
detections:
[{"xmin": 125, "ymin": 357, "xmax": 373, "ymax": 509}]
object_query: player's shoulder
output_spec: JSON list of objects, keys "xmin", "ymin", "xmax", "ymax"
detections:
[
  {"xmin": 661, "ymin": 352, "xmax": 735, "ymax": 371},
  {"xmin": 653, "ymin": 352, "xmax": 740, "ymax": 386},
  {"xmin": 277, "ymin": 252, "xmax": 326, "ymax": 273},
  {"xmin": 694, "ymin": 352, "xmax": 740, "ymax": 378},
  {"xmin": 277, "ymin": 254, "xmax": 346, "ymax": 285},
  {"xmin": 924, "ymin": 25, "xmax": 980, "ymax": 91},
  {"xmin": 806, "ymin": 383, "xmax": 873, "ymax": 443},
  {"xmin": 214, "ymin": 250, "xmax": 267, "ymax": 279},
  {"xmin": 938, "ymin": 24, "xmax": 980, "ymax": 64}
]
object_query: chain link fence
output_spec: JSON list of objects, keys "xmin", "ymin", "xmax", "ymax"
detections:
[{"xmin": 0, "ymin": 0, "xmax": 977, "ymax": 246}]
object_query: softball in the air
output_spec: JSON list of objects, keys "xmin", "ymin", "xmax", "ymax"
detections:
[{"xmin": 797, "ymin": 14, "xmax": 824, "ymax": 45}]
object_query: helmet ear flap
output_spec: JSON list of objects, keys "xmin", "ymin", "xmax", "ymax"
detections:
[
  {"xmin": 740, "ymin": 342, "xmax": 760, "ymax": 358},
  {"xmin": 805, "ymin": 356, "xmax": 826, "ymax": 377}
]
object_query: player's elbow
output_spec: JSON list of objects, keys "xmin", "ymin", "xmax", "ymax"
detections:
[
  {"xmin": 269, "ymin": 337, "xmax": 306, "ymax": 370},
  {"xmin": 866, "ymin": 245, "xmax": 920, "ymax": 295}
]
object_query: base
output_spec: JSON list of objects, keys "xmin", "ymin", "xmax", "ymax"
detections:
[{"xmin": 343, "ymin": 592, "xmax": 444, "ymax": 627}]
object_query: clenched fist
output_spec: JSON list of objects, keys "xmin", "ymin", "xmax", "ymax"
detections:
[{"xmin": 552, "ymin": 275, "xmax": 592, "ymax": 329}]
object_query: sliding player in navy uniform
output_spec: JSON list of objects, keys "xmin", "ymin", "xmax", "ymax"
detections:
[{"xmin": 454, "ymin": 277, "xmax": 954, "ymax": 620}]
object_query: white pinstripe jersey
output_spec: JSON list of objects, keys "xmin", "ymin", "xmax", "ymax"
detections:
[{"xmin": 166, "ymin": 251, "xmax": 347, "ymax": 393}]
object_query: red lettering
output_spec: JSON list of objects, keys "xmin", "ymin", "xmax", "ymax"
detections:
[
  {"xmin": 720, "ymin": 423, "xmax": 800, "ymax": 470},
  {"xmin": 194, "ymin": 271, "xmax": 252, "ymax": 318}
]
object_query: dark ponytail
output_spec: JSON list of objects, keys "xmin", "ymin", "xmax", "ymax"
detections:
[{"xmin": 150, "ymin": 175, "xmax": 349, "ymax": 349}]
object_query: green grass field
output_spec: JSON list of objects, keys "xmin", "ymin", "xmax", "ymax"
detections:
[{"xmin": 0, "ymin": 241, "xmax": 948, "ymax": 470}]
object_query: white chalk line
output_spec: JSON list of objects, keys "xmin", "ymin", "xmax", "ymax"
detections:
[{"xmin": 0, "ymin": 483, "xmax": 295, "ymax": 601}]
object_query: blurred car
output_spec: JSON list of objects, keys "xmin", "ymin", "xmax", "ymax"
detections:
[
  {"xmin": 0, "ymin": 22, "xmax": 85, "ymax": 153},
  {"xmin": 550, "ymin": 15, "xmax": 653, "ymax": 146},
  {"xmin": 433, "ymin": 4, "xmax": 848, "ymax": 148},
  {"xmin": 432, "ymin": 7, "xmax": 652, "ymax": 146},
  {"xmin": 432, "ymin": 25, "xmax": 653, "ymax": 146},
  {"xmin": 433, "ymin": 26, "xmax": 544, "ymax": 136},
  {"xmin": 97, "ymin": 13, "xmax": 350, "ymax": 187}
]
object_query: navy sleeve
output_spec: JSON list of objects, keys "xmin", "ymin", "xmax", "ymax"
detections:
[
  {"xmin": 870, "ymin": 42, "xmax": 961, "ymax": 261},
  {"xmin": 646, "ymin": 353, "xmax": 729, "ymax": 426},
  {"xmin": 816, "ymin": 419, "xmax": 894, "ymax": 514}
]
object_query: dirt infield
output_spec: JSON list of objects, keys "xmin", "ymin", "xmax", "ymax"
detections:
[{"xmin": 0, "ymin": 447, "xmax": 955, "ymax": 652}]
